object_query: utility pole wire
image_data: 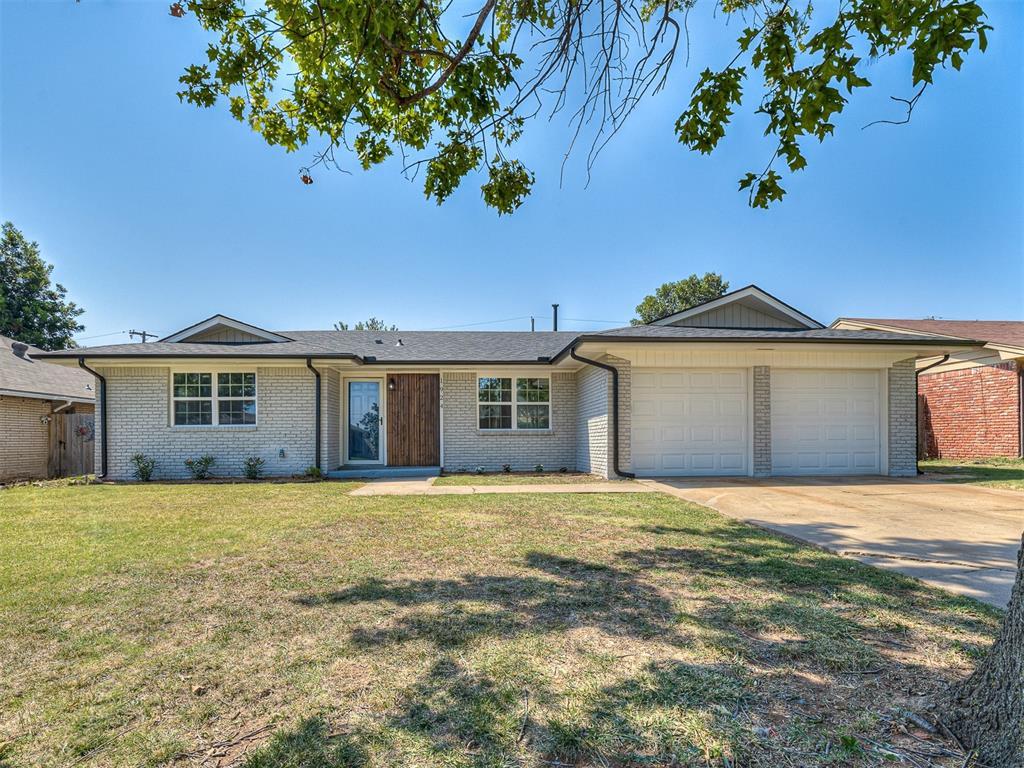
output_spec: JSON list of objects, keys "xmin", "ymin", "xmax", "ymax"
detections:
[{"xmin": 129, "ymin": 329, "xmax": 158, "ymax": 343}]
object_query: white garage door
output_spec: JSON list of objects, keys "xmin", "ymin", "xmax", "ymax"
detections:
[
  {"xmin": 772, "ymin": 369, "xmax": 881, "ymax": 475},
  {"xmin": 631, "ymin": 369, "xmax": 749, "ymax": 476}
]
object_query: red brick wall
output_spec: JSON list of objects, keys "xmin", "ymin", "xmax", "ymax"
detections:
[{"xmin": 918, "ymin": 361, "xmax": 1021, "ymax": 459}]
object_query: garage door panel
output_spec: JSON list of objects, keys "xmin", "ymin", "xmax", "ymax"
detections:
[
  {"xmin": 631, "ymin": 368, "xmax": 749, "ymax": 477},
  {"xmin": 772, "ymin": 369, "xmax": 881, "ymax": 476}
]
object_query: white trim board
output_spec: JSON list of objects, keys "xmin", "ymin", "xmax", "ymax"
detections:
[{"xmin": 162, "ymin": 315, "xmax": 292, "ymax": 344}]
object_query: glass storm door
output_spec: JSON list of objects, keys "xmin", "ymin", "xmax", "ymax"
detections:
[{"xmin": 347, "ymin": 380, "xmax": 382, "ymax": 463}]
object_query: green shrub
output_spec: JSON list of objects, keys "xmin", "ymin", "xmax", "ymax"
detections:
[
  {"xmin": 130, "ymin": 453, "xmax": 156, "ymax": 481},
  {"xmin": 184, "ymin": 455, "xmax": 215, "ymax": 480},
  {"xmin": 243, "ymin": 456, "xmax": 265, "ymax": 480},
  {"xmin": 304, "ymin": 465, "xmax": 324, "ymax": 480}
]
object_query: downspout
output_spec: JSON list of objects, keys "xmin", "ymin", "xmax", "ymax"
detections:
[
  {"xmin": 78, "ymin": 358, "xmax": 107, "ymax": 479},
  {"xmin": 570, "ymin": 346, "xmax": 635, "ymax": 479},
  {"xmin": 1018, "ymin": 362, "xmax": 1023, "ymax": 459},
  {"xmin": 915, "ymin": 354, "xmax": 949, "ymax": 474},
  {"xmin": 305, "ymin": 358, "xmax": 321, "ymax": 471}
]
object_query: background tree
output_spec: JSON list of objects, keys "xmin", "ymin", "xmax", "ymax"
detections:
[
  {"xmin": 173, "ymin": 0, "xmax": 988, "ymax": 212},
  {"xmin": 334, "ymin": 318, "xmax": 398, "ymax": 331},
  {"xmin": 633, "ymin": 273, "xmax": 728, "ymax": 325},
  {"xmin": 0, "ymin": 222, "xmax": 84, "ymax": 350}
]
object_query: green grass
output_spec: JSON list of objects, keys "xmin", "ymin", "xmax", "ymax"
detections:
[
  {"xmin": 0, "ymin": 483, "xmax": 999, "ymax": 768},
  {"xmin": 434, "ymin": 472, "xmax": 618, "ymax": 486},
  {"xmin": 920, "ymin": 457, "xmax": 1024, "ymax": 491}
]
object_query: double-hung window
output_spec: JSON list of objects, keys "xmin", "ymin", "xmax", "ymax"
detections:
[
  {"xmin": 172, "ymin": 372, "xmax": 256, "ymax": 426},
  {"xmin": 478, "ymin": 376, "xmax": 550, "ymax": 430}
]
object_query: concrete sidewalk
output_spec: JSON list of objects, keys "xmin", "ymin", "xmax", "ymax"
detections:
[
  {"xmin": 643, "ymin": 476, "xmax": 1023, "ymax": 608},
  {"xmin": 348, "ymin": 477, "xmax": 653, "ymax": 496}
]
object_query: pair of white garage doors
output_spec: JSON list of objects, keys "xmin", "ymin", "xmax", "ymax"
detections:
[{"xmin": 631, "ymin": 368, "xmax": 882, "ymax": 476}]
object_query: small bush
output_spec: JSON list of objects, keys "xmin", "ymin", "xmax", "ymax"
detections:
[
  {"xmin": 131, "ymin": 453, "xmax": 156, "ymax": 481},
  {"xmin": 304, "ymin": 465, "xmax": 324, "ymax": 480},
  {"xmin": 184, "ymin": 455, "xmax": 215, "ymax": 480},
  {"xmin": 534, "ymin": 464, "xmax": 544, "ymax": 473},
  {"xmin": 502, "ymin": 464, "xmax": 512, "ymax": 473},
  {"xmin": 559, "ymin": 466, "xmax": 568, "ymax": 473},
  {"xmin": 243, "ymin": 456, "xmax": 265, "ymax": 480},
  {"xmin": 474, "ymin": 466, "xmax": 485, "ymax": 474}
]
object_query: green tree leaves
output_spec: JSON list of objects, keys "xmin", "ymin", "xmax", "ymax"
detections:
[
  {"xmin": 175, "ymin": 0, "xmax": 990, "ymax": 212},
  {"xmin": 632, "ymin": 273, "xmax": 729, "ymax": 325},
  {"xmin": 0, "ymin": 222, "xmax": 84, "ymax": 350}
]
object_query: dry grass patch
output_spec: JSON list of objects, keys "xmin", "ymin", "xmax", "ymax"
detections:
[{"xmin": 0, "ymin": 483, "xmax": 1000, "ymax": 767}]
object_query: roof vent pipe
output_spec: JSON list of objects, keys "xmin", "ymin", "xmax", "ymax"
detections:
[
  {"xmin": 11, "ymin": 341, "xmax": 29, "ymax": 358},
  {"xmin": 552, "ymin": 304, "xmax": 559, "ymax": 332}
]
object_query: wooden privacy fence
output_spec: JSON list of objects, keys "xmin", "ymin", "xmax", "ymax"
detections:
[{"xmin": 48, "ymin": 412, "xmax": 95, "ymax": 478}]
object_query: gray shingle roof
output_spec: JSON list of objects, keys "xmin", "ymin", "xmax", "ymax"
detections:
[
  {"xmin": 36, "ymin": 325, "xmax": 976, "ymax": 365},
  {"xmin": 38, "ymin": 331, "xmax": 581, "ymax": 363},
  {"xmin": 0, "ymin": 335, "xmax": 96, "ymax": 401}
]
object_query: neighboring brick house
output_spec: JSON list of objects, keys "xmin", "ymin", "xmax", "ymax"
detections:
[
  {"xmin": 41, "ymin": 286, "xmax": 976, "ymax": 481},
  {"xmin": 831, "ymin": 319, "xmax": 1024, "ymax": 460},
  {"xmin": 0, "ymin": 335, "xmax": 96, "ymax": 482}
]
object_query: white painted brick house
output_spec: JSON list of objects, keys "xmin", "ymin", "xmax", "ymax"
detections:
[{"xmin": 40, "ymin": 286, "xmax": 977, "ymax": 481}]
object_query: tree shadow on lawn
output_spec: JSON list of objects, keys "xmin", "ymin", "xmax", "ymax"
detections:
[
  {"xmin": 294, "ymin": 551, "xmax": 685, "ymax": 650},
  {"xmin": 255, "ymin": 521, "xmax": 999, "ymax": 767}
]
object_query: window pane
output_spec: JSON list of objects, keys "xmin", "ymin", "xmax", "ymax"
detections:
[
  {"xmin": 174, "ymin": 372, "xmax": 211, "ymax": 398},
  {"xmin": 218, "ymin": 372, "xmax": 255, "ymax": 398},
  {"xmin": 218, "ymin": 399, "xmax": 256, "ymax": 425},
  {"xmin": 174, "ymin": 399, "xmax": 212, "ymax": 425},
  {"xmin": 516, "ymin": 377, "xmax": 550, "ymax": 403},
  {"xmin": 478, "ymin": 377, "xmax": 512, "ymax": 403},
  {"xmin": 517, "ymin": 404, "xmax": 550, "ymax": 429},
  {"xmin": 479, "ymin": 404, "xmax": 512, "ymax": 429}
]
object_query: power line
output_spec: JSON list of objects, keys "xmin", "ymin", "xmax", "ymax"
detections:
[
  {"xmin": 424, "ymin": 316, "xmax": 530, "ymax": 331},
  {"xmin": 563, "ymin": 318, "xmax": 630, "ymax": 325},
  {"xmin": 74, "ymin": 330, "xmax": 128, "ymax": 341}
]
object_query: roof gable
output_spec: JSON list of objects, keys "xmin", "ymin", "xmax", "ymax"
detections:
[
  {"xmin": 161, "ymin": 315, "xmax": 293, "ymax": 344},
  {"xmin": 650, "ymin": 285, "xmax": 824, "ymax": 329}
]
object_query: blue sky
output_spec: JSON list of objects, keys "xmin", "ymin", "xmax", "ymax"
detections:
[{"xmin": 1, "ymin": 1, "xmax": 1021, "ymax": 343}]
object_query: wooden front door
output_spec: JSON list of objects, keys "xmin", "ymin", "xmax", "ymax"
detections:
[{"xmin": 386, "ymin": 374, "xmax": 440, "ymax": 466}]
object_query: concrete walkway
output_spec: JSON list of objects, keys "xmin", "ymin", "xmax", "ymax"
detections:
[
  {"xmin": 643, "ymin": 476, "xmax": 1023, "ymax": 608},
  {"xmin": 348, "ymin": 477, "xmax": 653, "ymax": 496}
]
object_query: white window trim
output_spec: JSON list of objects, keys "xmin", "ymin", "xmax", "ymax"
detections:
[
  {"xmin": 169, "ymin": 369, "xmax": 258, "ymax": 427},
  {"xmin": 476, "ymin": 374, "xmax": 552, "ymax": 431}
]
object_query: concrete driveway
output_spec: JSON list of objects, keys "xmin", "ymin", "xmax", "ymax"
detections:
[{"xmin": 645, "ymin": 476, "xmax": 1023, "ymax": 608}]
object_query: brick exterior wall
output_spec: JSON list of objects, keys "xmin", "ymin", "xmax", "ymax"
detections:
[
  {"xmin": 888, "ymin": 359, "xmax": 918, "ymax": 477},
  {"xmin": 0, "ymin": 395, "xmax": 51, "ymax": 481},
  {"xmin": 96, "ymin": 366, "xmax": 316, "ymax": 480},
  {"xmin": 752, "ymin": 366, "xmax": 772, "ymax": 477},
  {"xmin": 322, "ymin": 369, "xmax": 341, "ymax": 470},
  {"xmin": 441, "ymin": 371, "xmax": 576, "ymax": 472},
  {"xmin": 576, "ymin": 365, "xmax": 610, "ymax": 477},
  {"xmin": 918, "ymin": 361, "xmax": 1021, "ymax": 459},
  {"xmin": 571, "ymin": 356, "xmax": 630, "ymax": 479}
]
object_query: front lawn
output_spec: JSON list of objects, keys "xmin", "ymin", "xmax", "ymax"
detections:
[
  {"xmin": 435, "ymin": 471, "xmax": 617, "ymax": 486},
  {"xmin": 0, "ymin": 483, "xmax": 999, "ymax": 767},
  {"xmin": 920, "ymin": 457, "xmax": 1024, "ymax": 491}
]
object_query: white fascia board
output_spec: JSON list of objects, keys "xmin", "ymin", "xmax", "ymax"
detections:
[{"xmin": 161, "ymin": 315, "xmax": 292, "ymax": 343}]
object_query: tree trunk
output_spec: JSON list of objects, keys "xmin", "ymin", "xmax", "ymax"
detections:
[{"xmin": 943, "ymin": 533, "xmax": 1024, "ymax": 767}]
